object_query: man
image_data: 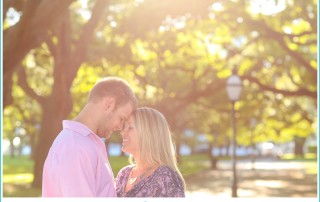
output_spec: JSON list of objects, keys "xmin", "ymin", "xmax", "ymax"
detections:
[{"xmin": 42, "ymin": 77, "xmax": 137, "ymax": 197}]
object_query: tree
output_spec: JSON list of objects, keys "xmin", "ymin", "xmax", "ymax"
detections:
[
  {"xmin": 3, "ymin": 0, "xmax": 317, "ymax": 191},
  {"xmin": 4, "ymin": 0, "xmax": 110, "ymax": 187},
  {"xmin": 3, "ymin": 0, "xmax": 75, "ymax": 108}
]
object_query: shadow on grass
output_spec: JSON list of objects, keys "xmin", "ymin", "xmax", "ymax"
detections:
[{"xmin": 185, "ymin": 165, "xmax": 317, "ymax": 197}]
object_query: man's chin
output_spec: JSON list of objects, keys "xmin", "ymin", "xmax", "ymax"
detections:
[{"xmin": 104, "ymin": 133, "xmax": 112, "ymax": 139}]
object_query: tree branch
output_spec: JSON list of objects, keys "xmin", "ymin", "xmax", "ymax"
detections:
[
  {"xmin": 53, "ymin": 10, "xmax": 72, "ymax": 84},
  {"xmin": 286, "ymin": 31, "xmax": 315, "ymax": 38},
  {"xmin": 155, "ymin": 78, "xmax": 225, "ymax": 115},
  {"xmin": 45, "ymin": 32, "xmax": 57, "ymax": 58},
  {"xmin": 17, "ymin": 67, "xmax": 46, "ymax": 105},
  {"xmin": 242, "ymin": 75, "xmax": 316, "ymax": 99},
  {"xmin": 247, "ymin": 19, "xmax": 317, "ymax": 77},
  {"xmin": 70, "ymin": 0, "xmax": 110, "ymax": 80},
  {"xmin": 3, "ymin": 0, "xmax": 75, "ymax": 108}
]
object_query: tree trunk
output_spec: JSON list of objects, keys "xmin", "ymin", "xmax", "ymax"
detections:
[
  {"xmin": 30, "ymin": 134, "xmax": 36, "ymax": 160},
  {"xmin": 226, "ymin": 143, "xmax": 230, "ymax": 157},
  {"xmin": 251, "ymin": 144, "xmax": 256, "ymax": 170},
  {"xmin": 208, "ymin": 142, "xmax": 217, "ymax": 170},
  {"xmin": 216, "ymin": 146, "xmax": 220, "ymax": 157},
  {"xmin": 32, "ymin": 95, "xmax": 72, "ymax": 188},
  {"xmin": 219, "ymin": 146, "xmax": 223, "ymax": 157},
  {"xmin": 18, "ymin": 139, "xmax": 23, "ymax": 156},
  {"xmin": 294, "ymin": 136, "xmax": 306, "ymax": 158},
  {"xmin": 3, "ymin": 0, "xmax": 75, "ymax": 108},
  {"xmin": 9, "ymin": 137, "xmax": 15, "ymax": 158},
  {"xmin": 10, "ymin": 0, "xmax": 108, "ymax": 189},
  {"xmin": 190, "ymin": 145, "xmax": 195, "ymax": 155}
]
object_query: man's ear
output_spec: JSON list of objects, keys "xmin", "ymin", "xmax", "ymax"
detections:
[{"xmin": 104, "ymin": 97, "xmax": 116, "ymax": 112}]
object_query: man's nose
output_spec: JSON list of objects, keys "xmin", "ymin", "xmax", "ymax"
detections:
[
  {"xmin": 120, "ymin": 128, "xmax": 126, "ymax": 136},
  {"xmin": 115, "ymin": 122, "xmax": 125, "ymax": 131},
  {"xmin": 115, "ymin": 125, "xmax": 122, "ymax": 132}
]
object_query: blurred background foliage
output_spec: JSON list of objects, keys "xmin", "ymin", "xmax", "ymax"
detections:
[{"xmin": 2, "ymin": 0, "xmax": 317, "ymax": 191}]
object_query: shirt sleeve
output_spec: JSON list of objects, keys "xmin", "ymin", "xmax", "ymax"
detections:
[{"xmin": 55, "ymin": 146, "xmax": 96, "ymax": 196}]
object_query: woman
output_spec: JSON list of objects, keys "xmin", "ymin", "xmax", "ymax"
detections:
[{"xmin": 116, "ymin": 107, "xmax": 186, "ymax": 197}]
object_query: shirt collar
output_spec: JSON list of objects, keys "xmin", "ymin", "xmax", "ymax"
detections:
[{"xmin": 63, "ymin": 120, "xmax": 95, "ymax": 137}]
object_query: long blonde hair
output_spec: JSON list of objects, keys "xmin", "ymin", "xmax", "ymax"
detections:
[{"xmin": 131, "ymin": 107, "xmax": 186, "ymax": 190}]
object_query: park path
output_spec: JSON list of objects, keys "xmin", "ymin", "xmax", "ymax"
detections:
[{"xmin": 185, "ymin": 159, "xmax": 317, "ymax": 198}]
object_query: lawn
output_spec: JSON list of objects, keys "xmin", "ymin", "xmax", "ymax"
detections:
[
  {"xmin": 279, "ymin": 153, "xmax": 318, "ymax": 175},
  {"xmin": 4, "ymin": 154, "xmax": 316, "ymax": 197},
  {"xmin": 280, "ymin": 153, "xmax": 317, "ymax": 161},
  {"xmin": 2, "ymin": 154, "xmax": 210, "ymax": 197}
]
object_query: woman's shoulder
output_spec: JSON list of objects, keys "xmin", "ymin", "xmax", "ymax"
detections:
[
  {"xmin": 156, "ymin": 165, "xmax": 176, "ymax": 173},
  {"xmin": 117, "ymin": 164, "xmax": 134, "ymax": 176},
  {"xmin": 119, "ymin": 164, "xmax": 135, "ymax": 172},
  {"xmin": 154, "ymin": 165, "xmax": 180, "ymax": 179},
  {"xmin": 151, "ymin": 165, "xmax": 185, "ymax": 197}
]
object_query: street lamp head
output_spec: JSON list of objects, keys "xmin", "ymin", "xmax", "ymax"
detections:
[{"xmin": 226, "ymin": 74, "xmax": 242, "ymax": 102}]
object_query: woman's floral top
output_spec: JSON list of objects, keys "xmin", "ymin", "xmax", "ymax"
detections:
[{"xmin": 116, "ymin": 165, "xmax": 185, "ymax": 197}]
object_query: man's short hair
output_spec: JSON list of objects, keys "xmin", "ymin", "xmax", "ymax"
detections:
[{"xmin": 88, "ymin": 77, "xmax": 137, "ymax": 109}]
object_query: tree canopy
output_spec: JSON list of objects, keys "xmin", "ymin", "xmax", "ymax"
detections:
[{"xmin": 3, "ymin": 0, "xmax": 317, "ymax": 188}]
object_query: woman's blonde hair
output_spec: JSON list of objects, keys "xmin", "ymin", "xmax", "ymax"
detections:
[{"xmin": 131, "ymin": 107, "xmax": 186, "ymax": 190}]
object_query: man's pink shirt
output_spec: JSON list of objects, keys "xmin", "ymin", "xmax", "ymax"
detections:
[{"xmin": 42, "ymin": 120, "xmax": 117, "ymax": 197}]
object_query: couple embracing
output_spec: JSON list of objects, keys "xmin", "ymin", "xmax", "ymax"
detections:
[{"xmin": 42, "ymin": 77, "xmax": 185, "ymax": 197}]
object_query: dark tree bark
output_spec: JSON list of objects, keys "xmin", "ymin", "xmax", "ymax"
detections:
[
  {"xmin": 294, "ymin": 136, "xmax": 306, "ymax": 158},
  {"xmin": 32, "ymin": 90, "xmax": 74, "ymax": 188},
  {"xmin": 3, "ymin": 0, "xmax": 75, "ymax": 108},
  {"xmin": 208, "ymin": 142, "xmax": 217, "ymax": 170},
  {"xmin": 209, "ymin": 128, "xmax": 219, "ymax": 170},
  {"xmin": 9, "ymin": 136, "xmax": 15, "ymax": 158}
]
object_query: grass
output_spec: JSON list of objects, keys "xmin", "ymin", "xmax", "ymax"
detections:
[
  {"xmin": 2, "ymin": 154, "xmax": 209, "ymax": 197},
  {"xmin": 305, "ymin": 166, "xmax": 318, "ymax": 175},
  {"xmin": 2, "ymin": 155, "xmax": 41, "ymax": 197},
  {"xmin": 179, "ymin": 154, "xmax": 210, "ymax": 176},
  {"xmin": 278, "ymin": 153, "xmax": 317, "ymax": 175},
  {"xmin": 280, "ymin": 153, "xmax": 317, "ymax": 161},
  {"xmin": 3, "ymin": 155, "xmax": 34, "ymax": 175},
  {"xmin": 4, "ymin": 153, "xmax": 317, "ymax": 197},
  {"xmin": 110, "ymin": 154, "xmax": 210, "ymax": 177},
  {"xmin": 3, "ymin": 155, "xmax": 35, "ymax": 184}
]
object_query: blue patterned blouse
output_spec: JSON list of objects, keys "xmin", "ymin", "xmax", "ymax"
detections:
[{"xmin": 116, "ymin": 165, "xmax": 185, "ymax": 197}]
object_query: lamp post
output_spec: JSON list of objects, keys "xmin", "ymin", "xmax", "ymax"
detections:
[{"xmin": 226, "ymin": 71, "xmax": 242, "ymax": 197}]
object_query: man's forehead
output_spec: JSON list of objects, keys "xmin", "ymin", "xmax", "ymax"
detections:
[
  {"xmin": 127, "ymin": 113, "xmax": 135, "ymax": 121},
  {"xmin": 119, "ymin": 103, "xmax": 133, "ymax": 117}
]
